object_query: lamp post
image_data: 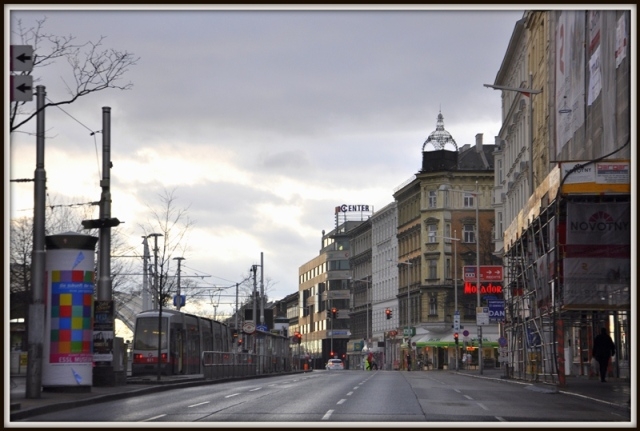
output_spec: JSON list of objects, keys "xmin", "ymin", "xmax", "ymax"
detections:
[
  {"xmin": 436, "ymin": 231, "xmax": 460, "ymax": 371},
  {"xmin": 484, "ymin": 73, "xmax": 541, "ymax": 196},
  {"xmin": 388, "ymin": 259, "xmax": 412, "ymax": 369},
  {"xmin": 147, "ymin": 233, "xmax": 163, "ymax": 381}
]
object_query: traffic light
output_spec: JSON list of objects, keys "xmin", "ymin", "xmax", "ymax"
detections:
[
  {"xmin": 385, "ymin": 308, "xmax": 392, "ymax": 320},
  {"xmin": 331, "ymin": 307, "xmax": 338, "ymax": 318},
  {"xmin": 454, "ymin": 332, "xmax": 459, "ymax": 345},
  {"xmin": 296, "ymin": 332, "xmax": 302, "ymax": 344},
  {"xmin": 238, "ymin": 338, "xmax": 243, "ymax": 346}
]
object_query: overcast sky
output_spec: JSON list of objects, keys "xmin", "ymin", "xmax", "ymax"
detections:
[{"xmin": 7, "ymin": 5, "xmax": 527, "ymax": 319}]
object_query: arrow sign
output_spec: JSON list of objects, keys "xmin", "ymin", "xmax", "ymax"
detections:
[
  {"xmin": 11, "ymin": 75, "xmax": 34, "ymax": 102},
  {"xmin": 10, "ymin": 45, "xmax": 34, "ymax": 71}
]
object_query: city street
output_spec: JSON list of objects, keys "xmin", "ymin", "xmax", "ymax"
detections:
[{"xmin": 14, "ymin": 370, "xmax": 631, "ymax": 424}]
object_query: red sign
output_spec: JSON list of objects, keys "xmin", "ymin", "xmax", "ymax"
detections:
[
  {"xmin": 463, "ymin": 282, "xmax": 503, "ymax": 295},
  {"xmin": 463, "ymin": 265, "xmax": 503, "ymax": 282}
]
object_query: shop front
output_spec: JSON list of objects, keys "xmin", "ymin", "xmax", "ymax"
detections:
[{"xmin": 412, "ymin": 327, "xmax": 500, "ymax": 370}]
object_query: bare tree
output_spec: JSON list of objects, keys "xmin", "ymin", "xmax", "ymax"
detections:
[
  {"xmin": 140, "ymin": 188, "xmax": 195, "ymax": 308},
  {"xmin": 10, "ymin": 17, "xmax": 139, "ymax": 132}
]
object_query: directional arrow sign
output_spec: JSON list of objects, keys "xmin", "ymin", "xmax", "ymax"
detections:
[
  {"xmin": 11, "ymin": 75, "xmax": 34, "ymax": 102},
  {"xmin": 10, "ymin": 45, "xmax": 34, "ymax": 71}
]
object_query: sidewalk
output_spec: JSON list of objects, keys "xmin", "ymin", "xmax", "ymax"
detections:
[{"xmin": 8, "ymin": 368, "xmax": 632, "ymax": 422}]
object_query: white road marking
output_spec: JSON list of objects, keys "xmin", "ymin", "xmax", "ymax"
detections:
[
  {"xmin": 188, "ymin": 401, "xmax": 210, "ymax": 407},
  {"xmin": 225, "ymin": 393, "xmax": 240, "ymax": 398},
  {"xmin": 337, "ymin": 399, "xmax": 346, "ymax": 405},
  {"xmin": 454, "ymin": 389, "xmax": 461, "ymax": 393},
  {"xmin": 464, "ymin": 395, "xmax": 473, "ymax": 400},
  {"xmin": 142, "ymin": 414, "xmax": 166, "ymax": 421},
  {"xmin": 496, "ymin": 416, "xmax": 507, "ymax": 421},
  {"xmin": 477, "ymin": 402, "xmax": 489, "ymax": 410},
  {"xmin": 322, "ymin": 410, "xmax": 334, "ymax": 420},
  {"xmin": 250, "ymin": 387, "xmax": 261, "ymax": 391},
  {"xmin": 347, "ymin": 391, "xmax": 354, "ymax": 396}
]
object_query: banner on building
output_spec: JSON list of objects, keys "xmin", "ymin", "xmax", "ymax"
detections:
[{"xmin": 563, "ymin": 201, "xmax": 630, "ymax": 307}]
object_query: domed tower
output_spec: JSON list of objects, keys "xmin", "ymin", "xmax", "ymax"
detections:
[
  {"xmin": 422, "ymin": 111, "xmax": 459, "ymax": 152},
  {"xmin": 421, "ymin": 111, "xmax": 459, "ymax": 172}
]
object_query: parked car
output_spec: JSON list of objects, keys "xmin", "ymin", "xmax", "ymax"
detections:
[{"xmin": 325, "ymin": 358, "xmax": 344, "ymax": 370}]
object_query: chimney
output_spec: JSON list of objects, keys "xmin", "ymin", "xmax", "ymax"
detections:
[{"xmin": 475, "ymin": 133, "xmax": 483, "ymax": 151}]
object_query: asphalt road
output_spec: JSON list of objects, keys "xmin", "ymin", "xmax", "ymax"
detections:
[{"xmin": 17, "ymin": 370, "xmax": 632, "ymax": 424}]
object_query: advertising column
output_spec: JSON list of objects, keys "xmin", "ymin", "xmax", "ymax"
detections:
[{"xmin": 42, "ymin": 232, "xmax": 98, "ymax": 391}]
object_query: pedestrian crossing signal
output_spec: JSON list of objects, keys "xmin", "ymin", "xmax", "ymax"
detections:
[{"xmin": 385, "ymin": 308, "xmax": 392, "ymax": 319}]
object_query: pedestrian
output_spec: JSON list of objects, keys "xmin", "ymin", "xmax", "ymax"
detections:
[
  {"xmin": 406, "ymin": 353, "xmax": 412, "ymax": 371},
  {"xmin": 592, "ymin": 327, "xmax": 616, "ymax": 382}
]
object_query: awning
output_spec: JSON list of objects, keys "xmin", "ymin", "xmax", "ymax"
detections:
[{"xmin": 413, "ymin": 328, "xmax": 500, "ymax": 348}]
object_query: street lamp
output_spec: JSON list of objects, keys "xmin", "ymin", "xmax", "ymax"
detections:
[
  {"xmin": 388, "ymin": 259, "xmax": 412, "ymax": 370},
  {"xmin": 484, "ymin": 73, "xmax": 542, "ymax": 196},
  {"xmin": 435, "ymin": 231, "xmax": 460, "ymax": 371},
  {"xmin": 439, "ymin": 182, "xmax": 484, "ymax": 374},
  {"xmin": 147, "ymin": 233, "xmax": 163, "ymax": 381}
]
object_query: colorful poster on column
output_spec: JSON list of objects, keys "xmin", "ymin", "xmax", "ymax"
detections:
[{"xmin": 49, "ymin": 269, "xmax": 95, "ymax": 364}]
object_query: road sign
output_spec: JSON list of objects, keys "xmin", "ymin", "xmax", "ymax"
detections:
[
  {"xmin": 476, "ymin": 307, "xmax": 489, "ymax": 325},
  {"xmin": 10, "ymin": 45, "xmax": 34, "ymax": 72},
  {"xmin": 463, "ymin": 265, "xmax": 504, "ymax": 282},
  {"xmin": 403, "ymin": 327, "xmax": 415, "ymax": 337},
  {"xmin": 488, "ymin": 299, "xmax": 505, "ymax": 322},
  {"xmin": 453, "ymin": 312, "xmax": 461, "ymax": 331},
  {"xmin": 11, "ymin": 75, "xmax": 33, "ymax": 102},
  {"xmin": 242, "ymin": 321, "xmax": 256, "ymax": 334},
  {"xmin": 256, "ymin": 324, "xmax": 267, "ymax": 332}
]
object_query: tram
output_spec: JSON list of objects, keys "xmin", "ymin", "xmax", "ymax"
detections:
[{"xmin": 131, "ymin": 309, "xmax": 232, "ymax": 376}]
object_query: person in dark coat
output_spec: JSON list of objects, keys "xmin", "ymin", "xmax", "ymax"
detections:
[{"xmin": 592, "ymin": 328, "xmax": 616, "ymax": 382}]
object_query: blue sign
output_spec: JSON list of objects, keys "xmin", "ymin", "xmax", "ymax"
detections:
[
  {"xmin": 487, "ymin": 299, "xmax": 505, "ymax": 322},
  {"xmin": 257, "ymin": 324, "xmax": 268, "ymax": 332}
]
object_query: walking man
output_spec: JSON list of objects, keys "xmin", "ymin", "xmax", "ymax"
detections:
[{"xmin": 592, "ymin": 327, "xmax": 616, "ymax": 382}]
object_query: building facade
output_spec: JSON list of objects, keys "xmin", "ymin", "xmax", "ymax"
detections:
[
  {"xmin": 494, "ymin": 9, "xmax": 632, "ymax": 385},
  {"xmin": 393, "ymin": 113, "xmax": 499, "ymax": 371}
]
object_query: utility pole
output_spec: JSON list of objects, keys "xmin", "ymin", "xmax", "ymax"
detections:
[
  {"xmin": 173, "ymin": 257, "xmax": 185, "ymax": 311},
  {"xmin": 147, "ymin": 233, "xmax": 163, "ymax": 381},
  {"xmin": 26, "ymin": 85, "xmax": 46, "ymax": 399}
]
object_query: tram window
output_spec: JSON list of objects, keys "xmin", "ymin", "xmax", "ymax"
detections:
[{"xmin": 134, "ymin": 317, "xmax": 167, "ymax": 350}]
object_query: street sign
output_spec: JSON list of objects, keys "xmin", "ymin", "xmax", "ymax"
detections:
[
  {"xmin": 463, "ymin": 265, "xmax": 504, "ymax": 282},
  {"xmin": 488, "ymin": 299, "xmax": 506, "ymax": 322},
  {"xmin": 403, "ymin": 327, "xmax": 415, "ymax": 337},
  {"xmin": 11, "ymin": 75, "xmax": 33, "ymax": 102},
  {"xmin": 242, "ymin": 321, "xmax": 256, "ymax": 334},
  {"xmin": 10, "ymin": 45, "xmax": 34, "ymax": 72},
  {"xmin": 453, "ymin": 312, "xmax": 461, "ymax": 331},
  {"xmin": 476, "ymin": 307, "xmax": 489, "ymax": 325},
  {"xmin": 256, "ymin": 324, "xmax": 268, "ymax": 332}
]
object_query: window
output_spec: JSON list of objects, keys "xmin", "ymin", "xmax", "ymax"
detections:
[
  {"xmin": 427, "ymin": 259, "xmax": 437, "ymax": 279},
  {"xmin": 497, "ymin": 212, "xmax": 503, "ymax": 239},
  {"xmin": 463, "ymin": 224, "xmax": 475, "ymax": 243},
  {"xmin": 445, "ymin": 223, "xmax": 451, "ymax": 242},
  {"xmin": 429, "ymin": 293, "xmax": 437, "ymax": 315},
  {"xmin": 445, "ymin": 257, "xmax": 451, "ymax": 279},
  {"xmin": 463, "ymin": 192, "xmax": 475, "ymax": 208},
  {"xmin": 428, "ymin": 190, "xmax": 437, "ymax": 208},
  {"xmin": 427, "ymin": 224, "xmax": 437, "ymax": 243}
]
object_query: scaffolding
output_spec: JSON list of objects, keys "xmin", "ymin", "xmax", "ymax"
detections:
[{"xmin": 503, "ymin": 193, "xmax": 631, "ymax": 385}]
